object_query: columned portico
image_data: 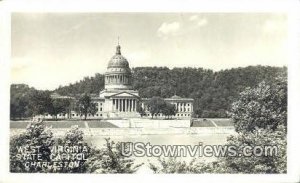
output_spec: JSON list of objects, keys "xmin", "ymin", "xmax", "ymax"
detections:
[{"xmin": 110, "ymin": 98, "xmax": 137, "ymax": 113}]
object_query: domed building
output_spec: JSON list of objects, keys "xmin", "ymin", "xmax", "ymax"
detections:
[
  {"xmin": 45, "ymin": 43, "xmax": 193, "ymax": 120},
  {"xmin": 94, "ymin": 44, "xmax": 140, "ymax": 118},
  {"xmin": 91, "ymin": 43, "xmax": 194, "ymax": 119}
]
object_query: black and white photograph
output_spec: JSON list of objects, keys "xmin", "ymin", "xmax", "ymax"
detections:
[{"xmin": 0, "ymin": 1, "xmax": 300, "ymax": 183}]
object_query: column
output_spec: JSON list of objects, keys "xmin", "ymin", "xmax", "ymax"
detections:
[
  {"xmin": 127, "ymin": 99, "xmax": 129, "ymax": 112},
  {"xmin": 130, "ymin": 99, "xmax": 132, "ymax": 112},
  {"xmin": 123, "ymin": 99, "xmax": 125, "ymax": 112},
  {"xmin": 133, "ymin": 99, "xmax": 136, "ymax": 111},
  {"xmin": 122, "ymin": 99, "xmax": 126, "ymax": 112},
  {"xmin": 121, "ymin": 99, "xmax": 123, "ymax": 112},
  {"xmin": 116, "ymin": 99, "xmax": 118, "ymax": 111},
  {"xmin": 119, "ymin": 99, "xmax": 121, "ymax": 112},
  {"xmin": 125, "ymin": 99, "xmax": 127, "ymax": 112},
  {"xmin": 112, "ymin": 99, "xmax": 115, "ymax": 112}
]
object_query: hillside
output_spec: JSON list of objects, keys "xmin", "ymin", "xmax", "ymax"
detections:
[{"xmin": 53, "ymin": 65, "xmax": 287, "ymax": 117}]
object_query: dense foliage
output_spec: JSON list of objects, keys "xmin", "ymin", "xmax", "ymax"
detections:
[
  {"xmin": 10, "ymin": 120, "xmax": 140, "ymax": 173},
  {"xmin": 10, "ymin": 84, "xmax": 42, "ymax": 119},
  {"xmin": 53, "ymin": 66, "xmax": 286, "ymax": 118},
  {"xmin": 229, "ymin": 75, "xmax": 287, "ymax": 132},
  {"xmin": 149, "ymin": 158, "xmax": 215, "ymax": 173},
  {"xmin": 10, "ymin": 74, "xmax": 287, "ymax": 173},
  {"xmin": 150, "ymin": 76, "xmax": 287, "ymax": 173},
  {"xmin": 143, "ymin": 97, "xmax": 177, "ymax": 119},
  {"xmin": 10, "ymin": 84, "xmax": 73, "ymax": 120},
  {"xmin": 49, "ymin": 99, "xmax": 71, "ymax": 120},
  {"xmin": 75, "ymin": 94, "xmax": 97, "ymax": 120},
  {"xmin": 11, "ymin": 66, "xmax": 286, "ymax": 119},
  {"xmin": 215, "ymin": 125, "xmax": 287, "ymax": 173},
  {"xmin": 85, "ymin": 138, "xmax": 142, "ymax": 173}
]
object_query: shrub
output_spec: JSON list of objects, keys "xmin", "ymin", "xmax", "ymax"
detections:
[{"xmin": 85, "ymin": 138, "xmax": 142, "ymax": 173}]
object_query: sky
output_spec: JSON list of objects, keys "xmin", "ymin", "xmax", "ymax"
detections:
[{"xmin": 11, "ymin": 13, "xmax": 288, "ymax": 90}]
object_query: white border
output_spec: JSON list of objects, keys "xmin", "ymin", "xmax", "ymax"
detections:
[{"xmin": 1, "ymin": 0, "xmax": 300, "ymax": 183}]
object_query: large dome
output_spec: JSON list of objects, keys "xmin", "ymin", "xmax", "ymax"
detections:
[
  {"xmin": 107, "ymin": 45, "xmax": 129, "ymax": 69},
  {"xmin": 104, "ymin": 44, "xmax": 132, "ymax": 90}
]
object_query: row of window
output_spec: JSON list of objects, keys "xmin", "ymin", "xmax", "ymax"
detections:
[
  {"xmin": 96, "ymin": 103, "xmax": 103, "ymax": 106},
  {"xmin": 176, "ymin": 103, "xmax": 190, "ymax": 107},
  {"xmin": 106, "ymin": 75, "xmax": 130, "ymax": 83},
  {"xmin": 177, "ymin": 108, "xmax": 190, "ymax": 112}
]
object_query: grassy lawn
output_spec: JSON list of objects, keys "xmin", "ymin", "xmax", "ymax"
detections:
[
  {"xmin": 10, "ymin": 120, "xmax": 118, "ymax": 129},
  {"xmin": 10, "ymin": 122, "xmax": 30, "ymax": 129},
  {"xmin": 212, "ymin": 119, "xmax": 234, "ymax": 126},
  {"xmin": 191, "ymin": 119, "xmax": 215, "ymax": 127},
  {"xmin": 10, "ymin": 121, "xmax": 86, "ymax": 129},
  {"xmin": 44, "ymin": 121, "xmax": 86, "ymax": 128},
  {"xmin": 10, "ymin": 118, "xmax": 233, "ymax": 129},
  {"xmin": 88, "ymin": 121, "xmax": 118, "ymax": 128}
]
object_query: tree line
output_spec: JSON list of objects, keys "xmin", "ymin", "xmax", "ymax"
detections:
[
  {"xmin": 10, "ymin": 84, "xmax": 96, "ymax": 120},
  {"xmin": 11, "ymin": 65, "xmax": 287, "ymax": 119},
  {"xmin": 10, "ymin": 75, "xmax": 287, "ymax": 173}
]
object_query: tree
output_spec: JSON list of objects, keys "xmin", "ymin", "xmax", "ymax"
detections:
[
  {"xmin": 213, "ymin": 75, "xmax": 287, "ymax": 173},
  {"xmin": 146, "ymin": 97, "xmax": 166, "ymax": 118},
  {"xmin": 229, "ymin": 75, "xmax": 287, "ymax": 133},
  {"xmin": 10, "ymin": 95, "xmax": 29, "ymax": 120},
  {"xmin": 161, "ymin": 102, "xmax": 176, "ymax": 119},
  {"xmin": 10, "ymin": 118, "xmax": 54, "ymax": 172},
  {"xmin": 27, "ymin": 90, "xmax": 53, "ymax": 117},
  {"xmin": 213, "ymin": 125, "xmax": 287, "ymax": 173},
  {"xmin": 10, "ymin": 66, "xmax": 287, "ymax": 120},
  {"xmin": 49, "ymin": 98, "xmax": 71, "ymax": 120},
  {"xmin": 75, "ymin": 94, "xmax": 97, "ymax": 120},
  {"xmin": 85, "ymin": 138, "xmax": 143, "ymax": 173},
  {"xmin": 149, "ymin": 158, "xmax": 215, "ymax": 173},
  {"xmin": 10, "ymin": 119, "xmax": 140, "ymax": 173},
  {"xmin": 10, "ymin": 119, "xmax": 92, "ymax": 173},
  {"xmin": 10, "ymin": 84, "xmax": 36, "ymax": 119},
  {"xmin": 136, "ymin": 105, "xmax": 146, "ymax": 117}
]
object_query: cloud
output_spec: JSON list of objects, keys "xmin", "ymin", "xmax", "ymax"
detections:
[
  {"xmin": 157, "ymin": 22, "xmax": 181, "ymax": 38},
  {"xmin": 189, "ymin": 15, "xmax": 207, "ymax": 27}
]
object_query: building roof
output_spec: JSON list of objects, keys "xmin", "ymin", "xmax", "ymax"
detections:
[
  {"xmin": 107, "ymin": 45, "xmax": 129, "ymax": 69},
  {"xmin": 141, "ymin": 95, "xmax": 194, "ymax": 102},
  {"xmin": 50, "ymin": 92, "xmax": 74, "ymax": 99},
  {"xmin": 170, "ymin": 95, "xmax": 182, "ymax": 99}
]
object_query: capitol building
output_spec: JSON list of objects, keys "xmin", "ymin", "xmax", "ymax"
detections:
[{"xmin": 52, "ymin": 43, "xmax": 194, "ymax": 119}]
